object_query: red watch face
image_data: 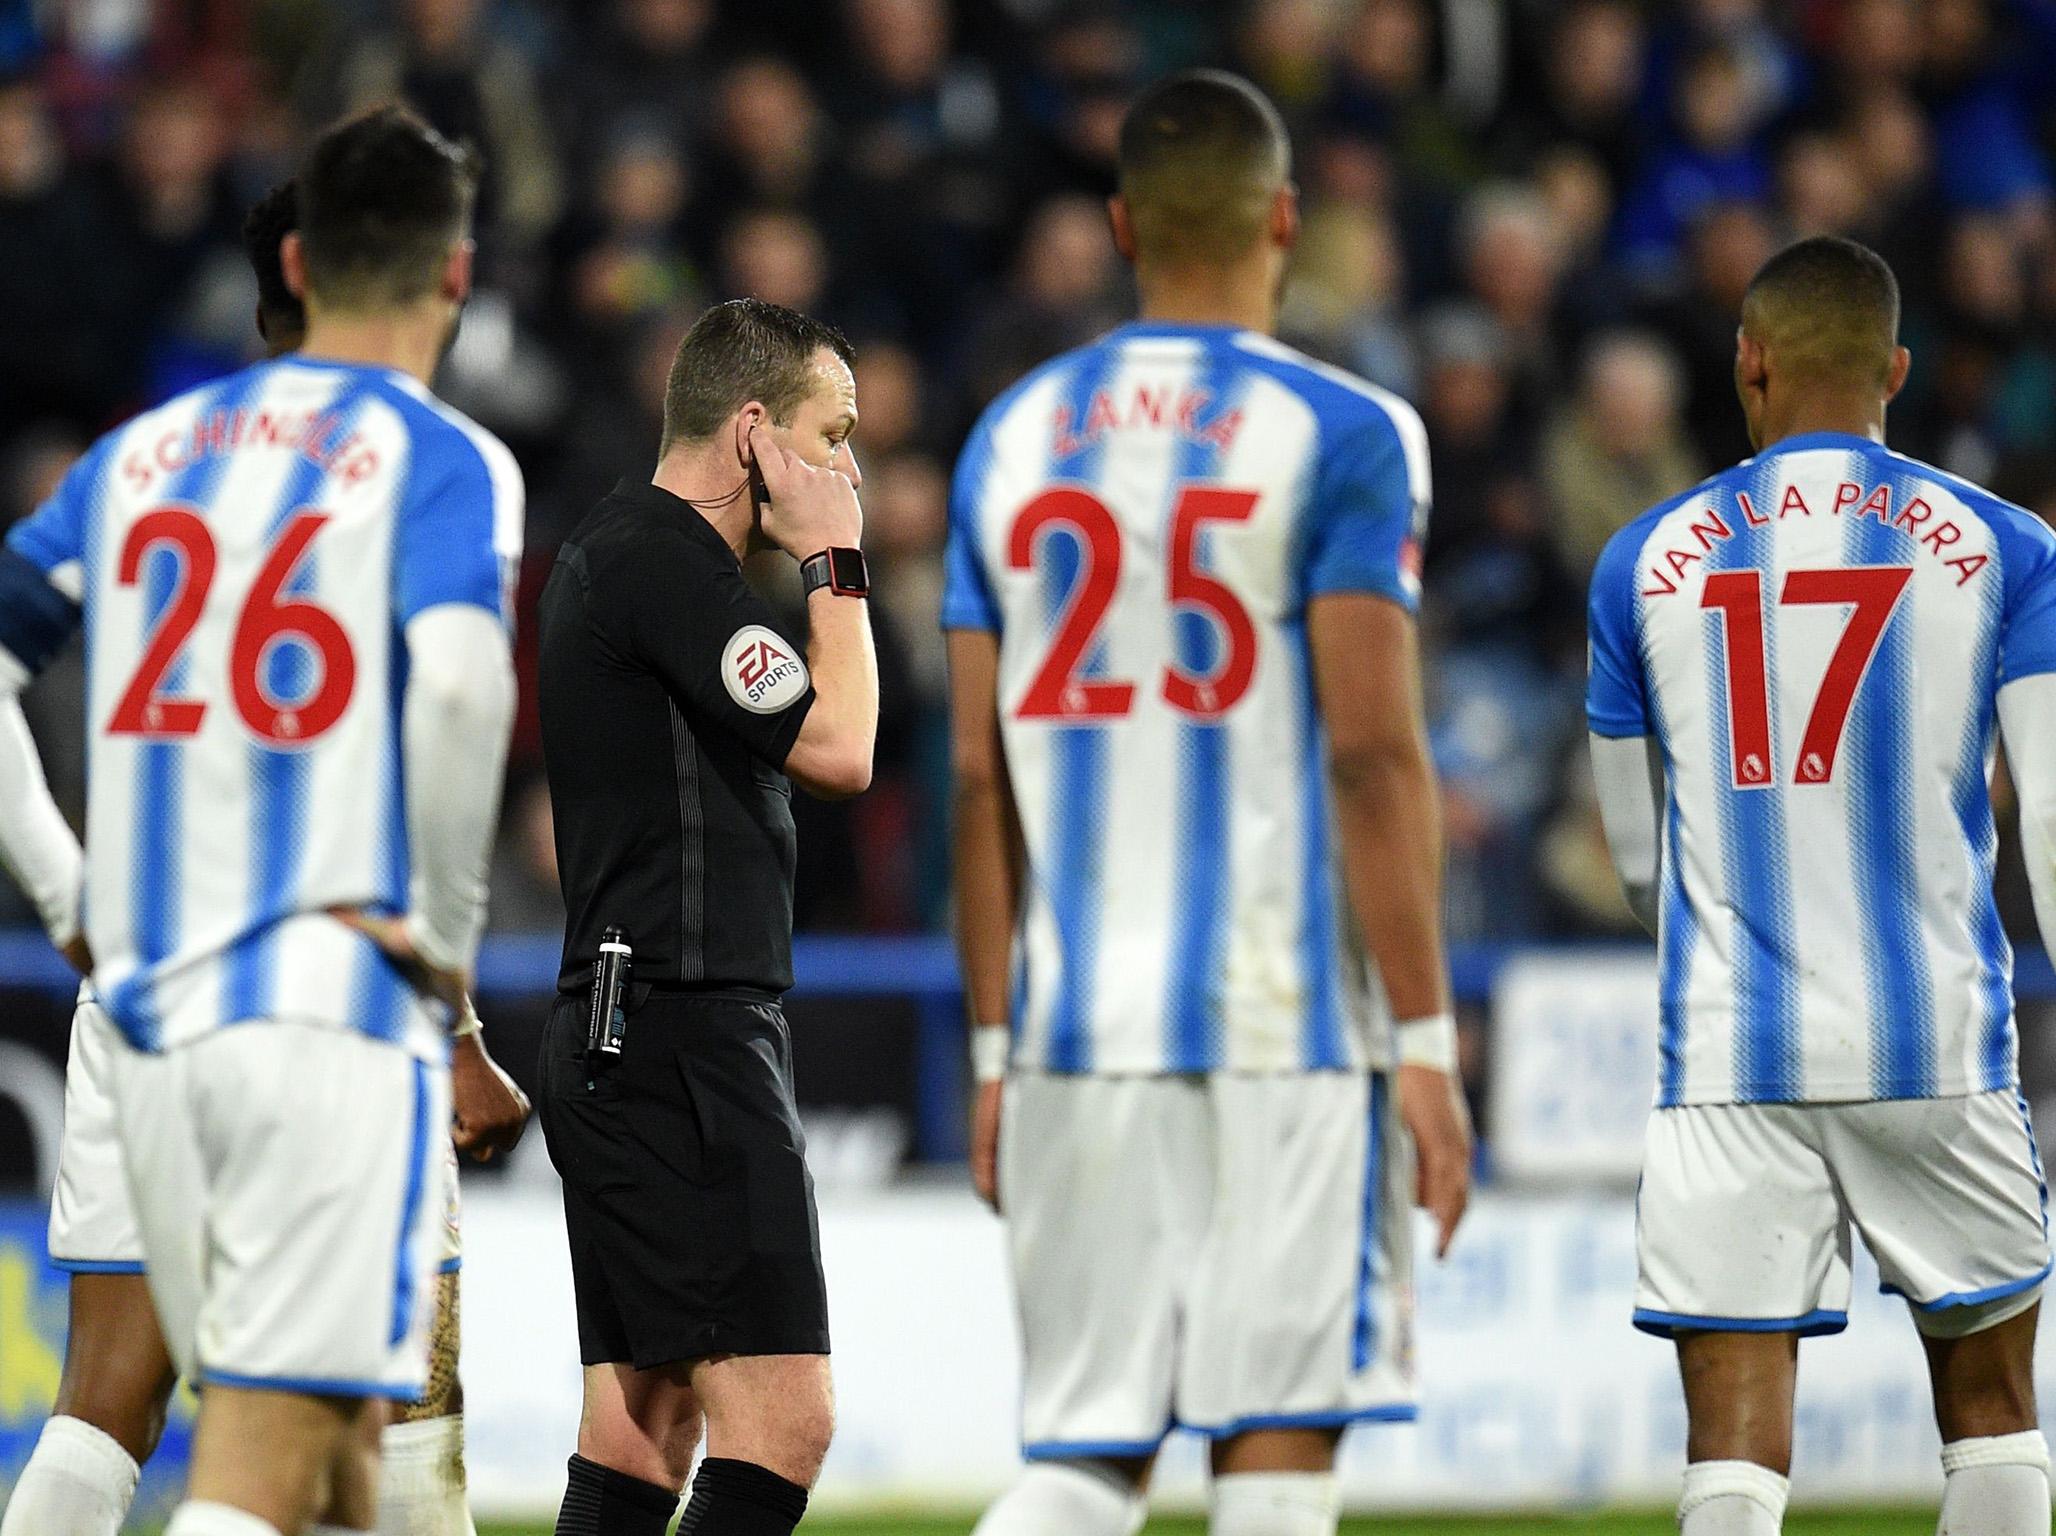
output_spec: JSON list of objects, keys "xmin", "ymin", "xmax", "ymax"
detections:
[{"xmin": 826, "ymin": 547, "xmax": 869, "ymax": 594}]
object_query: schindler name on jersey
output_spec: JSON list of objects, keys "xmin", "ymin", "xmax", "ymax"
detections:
[{"xmin": 722, "ymin": 624, "xmax": 810, "ymax": 714}]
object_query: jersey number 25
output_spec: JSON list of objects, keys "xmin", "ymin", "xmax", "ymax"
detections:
[
  {"xmin": 108, "ymin": 505, "xmax": 357, "ymax": 747},
  {"xmin": 1010, "ymin": 486, "xmax": 1258, "ymax": 722}
]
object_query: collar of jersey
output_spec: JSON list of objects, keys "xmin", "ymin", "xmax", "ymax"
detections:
[
  {"xmin": 1756, "ymin": 429, "xmax": 1883, "ymax": 456},
  {"xmin": 269, "ymin": 355, "xmax": 413, "ymax": 386},
  {"xmin": 1110, "ymin": 321, "xmax": 1252, "ymax": 342}
]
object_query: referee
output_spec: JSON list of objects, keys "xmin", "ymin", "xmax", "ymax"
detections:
[{"xmin": 536, "ymin": 297, "xmax": 876, "ymax": 1536}]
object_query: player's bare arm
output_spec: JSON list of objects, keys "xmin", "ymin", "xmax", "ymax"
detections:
[
  {"xmin": 753, "ymin": 422, "xmax": 878, "ymax": 799},
  {"xmin": 945, "ymin": 627, "xmax": 1022, "ymax": 1211},
  {"xmin": 1309, "ymin": 591, "xmax": 1472, "ymax": 1258},
  {"xmin": 1589, "ymin": 732, "xmax": 1665, "ymax": 935}
]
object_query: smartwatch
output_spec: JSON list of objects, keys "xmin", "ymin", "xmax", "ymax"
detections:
[{"xmin": 801, "ymin": 546, "xmax": 870, "ymax": 599}]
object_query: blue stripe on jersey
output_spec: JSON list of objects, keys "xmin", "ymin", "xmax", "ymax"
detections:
[
  {"xmin": 112, "ymin": 372, "xmax": 267, "ymax": 1050},
  {"xmin": 1647, "ymin": 616, "xmax": 1696, "ymax": 1109},
  {"xmin": 390, "ymin": 1057, "xmax": 432, "ymax": 1345},
  {"xmin": 349, "ymin": 417, "xmax": 427, "ymax": 1048},
  {"xmin": 1290, "ymin": 616, "xmax": 1347, "ymax": 1071},
  {"xmin": 1955, "ymin": 529, "xmax": 2013, "ymax": 1089},
  {"xmin": 224, "ymin": 389, "xmax": 370, "ymax": 1027},
  {"xmin": 1164, "ymin": 350, "xmax": 1246, "ymax": 1072},
  {"xmin": 1039, "ymin": 349, "xmax": 1119, "ymax": 1072},
  {"xmin": 1280, "ymin": 388, "xmax": 1347, "ymax": 1071},
  {"xmin": 1352, "ymin": 1073, "xmax": 1387, "ymax": 1370},
  {"xmin": 1846, "ymin": 462, "xmax": 1935, "ymax": 1097},
  {"xmin": 1038, "ymin": 345, "xmax": 1120, "ymax": 1073},
  {"xmin": 1715, "ymin": 460, "xmax": 1800, "ymax": 1101}
]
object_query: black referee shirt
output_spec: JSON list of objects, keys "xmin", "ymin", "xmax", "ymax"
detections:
[{"xmin": 538, "ymin": 478, "xmax": 817, "ymax": 995}]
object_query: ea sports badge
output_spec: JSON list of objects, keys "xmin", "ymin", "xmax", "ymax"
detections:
[{"xmin": 722, "ymin": 625, "xmax": 810, "ymax": 714}]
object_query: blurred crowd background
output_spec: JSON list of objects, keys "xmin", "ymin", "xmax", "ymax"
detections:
[{"xmin": 3, "ymin": 0, "xmax": 2055, "ymax": 974}]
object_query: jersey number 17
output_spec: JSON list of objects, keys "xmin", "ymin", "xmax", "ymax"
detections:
[{"xmin": 1702, "ymin": 564, "xmax": 1912, "ymax": 790}]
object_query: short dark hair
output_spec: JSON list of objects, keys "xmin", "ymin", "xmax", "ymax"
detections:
[
  {"xmin": 297, "ymin": 105, "xmax": 480, "ymax": 311},
  {"xmin": 242, "ymin": 178, "xmax": 304, "ymax": 351},
  {"xmin": 660, "ymin": 298, "xmax": 854, "ymax": 454},
  {"xmin": 1117, "ymin": 70, "xmax": 1289, "ymax": 266},
  {"xmin": 1742, "ymin": 236, "xmax": 1901, "ymax": 386}
]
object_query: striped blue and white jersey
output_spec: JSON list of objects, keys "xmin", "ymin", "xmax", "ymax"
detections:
[
  {"xmin": 0, "ymin": 358, "xmax": 522, "ymax": 1061},
  {"xmin": 1588, "ymin": 430, "xmax": 2056, "ymax": 1107},
  {"xmin": 943, "ymin": 322, "xmax": 1431, "ymax": 1076}
]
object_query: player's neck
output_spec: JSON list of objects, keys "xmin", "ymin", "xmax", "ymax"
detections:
[
  {"xmin": 297, "ymin": 312, "xmax": 448, "ymax": 387},
  {"xmin": 1133, "ymin": 263, "xmax": 1277, "ymax": 335},
  {"xmin": 1756, "ymin": 387, "xmax": 1888, "ymax": 452},
  {"xmin": 652, "ymin": 445, "xmax": 755, "ymax": 561}
]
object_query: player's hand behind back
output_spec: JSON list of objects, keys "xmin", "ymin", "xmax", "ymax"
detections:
[
  {"xmin": 751, "ymin": 423, "xmax": 861, "ymax": 559},
  {"xmin": 1398, "ymin": 1063, "xmax": 1473, "ymax": 1259},
  {"xmin": 451, "ymin": 1017, "xmax": 531, "ymax": 1164},
  {"xmin": 59, "ymin": 933, "xmax": 93, "ymax": 977},
  {"xmin": 329, "ymin": 907, "xmax": 472, "ymax": 1014}
]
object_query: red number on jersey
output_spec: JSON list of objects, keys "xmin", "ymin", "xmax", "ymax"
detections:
[
  {"xmin": 107, "ymin": 507, "xmax": 358, "ymax": 747},
  {"xmin": 1008, "ymin": 486, "xmax": 1260, "ymax": 722},
  {"xmin": 1163, "ymin": 488, "xmax": 1259, "ymax": 719},
  {"xmin": 1009, "ymin": 488, "xmax": 1135, "ymax": 720},
  {"xmin": 107, "ymin": 507, "xmax": 216, "ymax": 737},
  {"xmin": 1701, "ymin": 564, "xmax": 1913, "ymax": 789},
  {"xmin": 230, "ymin": 512, "xmax": 358, "ymax": 744}
]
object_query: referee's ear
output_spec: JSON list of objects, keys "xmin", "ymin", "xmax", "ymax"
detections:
[{"xmin": 734, "ymin": 402, "xmax": 769, "ymax": 466}]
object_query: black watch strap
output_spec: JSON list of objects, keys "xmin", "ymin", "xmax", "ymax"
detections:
[{"xmin": 801, "ymin": 546, "xmax": 870, "ymax": 598}]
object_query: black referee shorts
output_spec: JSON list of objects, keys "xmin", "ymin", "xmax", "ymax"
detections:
[{"xmin": 537, "ymin": 989, "xmax": 830, "ymax": 1370}]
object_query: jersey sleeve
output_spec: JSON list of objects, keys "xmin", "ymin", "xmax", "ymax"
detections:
[
  {"xmin": 941, "ymin": 418, "xmax": 1002, "ymax": 633},
  {"xmin": 393, "ymin": 425, "xmax": 524, "ymax": 629},
  {"xmin": 1587, "ymin": 522, "xmax": 1651, "ymax": 738},
  {"xmin": 0, "ymin": 441, "xmax": 101, "ymax": 678},
  {"xmin": 1997, "ymin": 508, "xmax": 2056, "ymax": 685},
  {"xmin": 1302, "ymin": 402, "xmax": 1431, "ymax": 613},
  {"xmin": 617, "ymin": 527, "xmax": 817, "ymax": 765}
]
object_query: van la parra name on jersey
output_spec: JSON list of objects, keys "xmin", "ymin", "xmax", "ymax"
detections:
[{"xmin": 1641, "ymin": 479, "xmax": 1991, "ymax": 598}]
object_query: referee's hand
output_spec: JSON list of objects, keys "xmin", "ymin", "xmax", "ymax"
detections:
[
  {"xmin": 750, "ymin": 423, "xmax": 861, "ymax": 558},
  {"xmin": 1397, "ymin": 1062, "xmax": 1473, "ymax": 1259}
]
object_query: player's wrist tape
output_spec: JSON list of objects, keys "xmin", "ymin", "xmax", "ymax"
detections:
[
  {"xmin": 970, "ymin": 1024, "xmax": 1010, "ymax": 1084},
  {"xmin": 1395, "ymin": 1011, "xmax": 1458, "ymax": 1073},
  {"xmin": 450, "ymin": 1002, "xmax": 483, "ymax": 1039}
]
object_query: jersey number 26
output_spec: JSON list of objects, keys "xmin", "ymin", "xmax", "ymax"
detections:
[{"xmin": 108, "ymin": 505, "xmax": 357, "ymax": 747}]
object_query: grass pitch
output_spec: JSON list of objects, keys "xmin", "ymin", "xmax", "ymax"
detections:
[{"xmin": 473, "ymin": 1513, "xmax": 1933, "ymax": 1535}]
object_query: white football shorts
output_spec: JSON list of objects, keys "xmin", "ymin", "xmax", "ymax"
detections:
[
  {"xmin": 1636, "ymin": 1091, "xmax": 2051, "ymax": 1340},
  {"xmin": 999, "ymin": 1069, "xmax": 1415, "ymax": 1457},
  {"xmin": 48, "ymin": 991, "xmax": 144, "ymax": 1273},
  {"xmin": 50, "ymin": 993, "xmax": 464, "ymax": 1277},
  {"xmin": 105, "ymin": 1020, "xmax": 451, "ymax": 1399}
]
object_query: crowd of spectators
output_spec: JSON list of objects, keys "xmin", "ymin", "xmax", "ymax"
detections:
[{"xmin": 4, "ymin": 0, "xmax": 2056, "ymax": 959}]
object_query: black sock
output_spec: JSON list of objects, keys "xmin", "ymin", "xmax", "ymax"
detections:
[
  {"xmin": 674, "ymin": 1456, "xmax": 810, "ymax": 1535},
  {"xmin": 553, "ymin": 1452, "xmax": 680, "ymax": 1536}
]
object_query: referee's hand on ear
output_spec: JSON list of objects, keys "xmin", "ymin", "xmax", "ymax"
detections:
[{"xmin": 751, "ymin": 423, "xmax": 862, "ymax": 558}]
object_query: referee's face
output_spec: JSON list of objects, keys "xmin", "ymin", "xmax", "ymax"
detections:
[{"xmin": 772, "ymin": 347, "xmax": 862, "ymax": 490}]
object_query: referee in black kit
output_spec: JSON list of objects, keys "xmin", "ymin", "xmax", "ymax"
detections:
[{"xmin": 536, "ymin": 297, "xmax": 876, "ymax": 1536}]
